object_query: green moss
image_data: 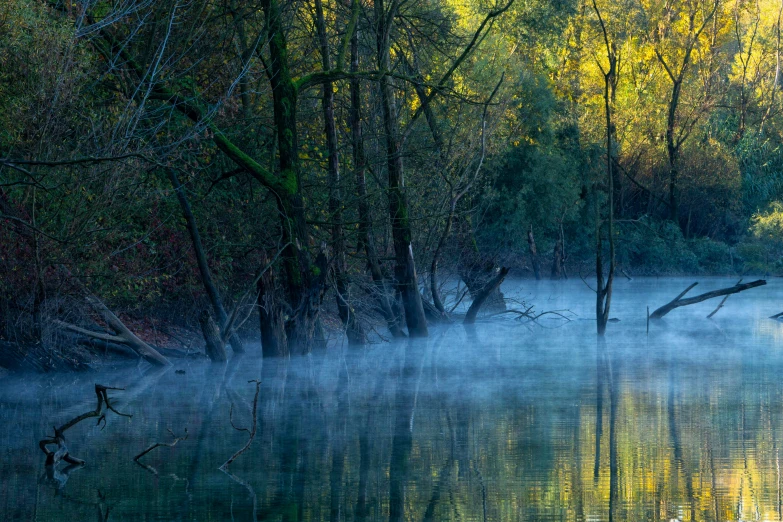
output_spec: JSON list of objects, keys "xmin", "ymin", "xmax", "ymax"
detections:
[{"xmin": 281, "ymin": 168, "xmax": 298, "ymax": 194}]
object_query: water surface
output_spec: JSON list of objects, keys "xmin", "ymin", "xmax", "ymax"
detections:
[{"xmin": 2, "ymin": 277, "xmax": 783, "ymax": 521}]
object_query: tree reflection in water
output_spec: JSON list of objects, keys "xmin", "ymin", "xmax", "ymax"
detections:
[{"xmin": 7, "ymin": 281, "xmax": 783, "ymax": 521}]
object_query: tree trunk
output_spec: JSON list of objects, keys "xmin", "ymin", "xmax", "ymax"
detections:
[
  {"xmin": 198, "ymin": 309, "xmax": 227, "ymax": 362},
  {"xmin": 167, "ymin": 169, "xmax": 245, "ymax": 354},
  {"xmin": 551, "ymin": 237, "xmax": 563, "ymax": 280},
  {"xmin": 463, "ymin": 267, "xmax": 509, "ymax": 324},
  {"xmin": 527, "ymin": 225, "xmax": 541, "ymax": 280},
  {"xmin": 458, "ymin": 216, "xmax": 506, "ymax": 312},
  {"xmin": 375, "ymin": 0, "xmax": 428, "ymax": 337},
  {"xmin": 97, "ymin": 12, "xmax": 322, "ymax": 355},
  {"xmin": 313, "ymin": 0, "xmax": 366, "ymax": 345},
  {"xmin": 262, "ymin": 0, "xmax": 324, "ymax": 352},
  {"xmin": 350, "ymin": 29, "xmax": 405, "ymax": 338},
  {"xmin": 593, "ymin": 3, "xmax": 616, "ymax": 336},
  {"xmin": 429, "ymin": 200, "xmax": 456, "ymax": 315},
  {"xmin": 257, "ymin": 253, "xmax": 287, "ymax": 357}
]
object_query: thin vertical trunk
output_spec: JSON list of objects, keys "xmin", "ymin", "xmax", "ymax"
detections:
[
  {"xmin": 593, "ymin": 2, "xmax": 615, "ymax": 336},
  {"xmin": 350, "ymin": 28, "xmax": 405, "ymax": 338},
  {"xmin": 761, "ymin": 0, "xmax": 783, "ymax": 134},
  {"xmin": 375, "ymin": 0, "xmax": 428, "ymax": 337},
  {"xmin": 666, "ymin": 79, "xmax": 682, "ymax": 225},
  {"xmin": 655, "ymin": 1, "xmax": 719, "ymax": 227},
  {"xmin": 527, "ymin": 225, "xmax": 541, "ymax": 280},
  {"xmin": 313, "ymin": 0, "xmax": 366, "ymax": 345},
  {"xmin": 429, "ymin": 201, "xmax": 455, "ymax": 314},
  {"xmin": 32, "ymin": 189, "xmax": 45, "ymax": 342},
  {"xmin": 230, "ymin": 1, "xmax": 253, "ymax": 120},
  {"xmin": 609, "ymin": 77, "xmax": 622, "ymax": 217},
  {"xmin": 597, "ymin": 69, "xmax": 616, "ymax": 335},
  {"xmin": 551, "ymin": 236, "xmax": 563, "ymax": 280},
  {"xmin": 167, "ymin": 169, "xmax": 245, "ymax": 353},
  {"xmin": 198, "ymin": 309, "xmax": 227, "ymax": 362}
]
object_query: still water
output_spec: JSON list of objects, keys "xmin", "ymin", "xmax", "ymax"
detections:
[{"xmin": 2, "ymin": 277, "xmax": 783, "ymax": 521}]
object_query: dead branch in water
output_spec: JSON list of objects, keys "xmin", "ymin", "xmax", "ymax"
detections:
[
  {"xmin": 38, "ymin": 384, "xmax": 131, "ymax": 466},
  {"xmin": 650, "ymin": 279, "xmax": 766, "ymax": 319},
  {"xmin": 491, "ymin": 298, "xmax": 574, "ymax": 325},
  {"xmin": 134, "ymin": 428, "xmax": 188, "ymax": 475},
  {"xmin": 220, "ymin": 380, "xmax": 261, "ymax": 470},
  {"xmin": 707, "ymin": 279, "xmax": 742, "ymax": 318}
]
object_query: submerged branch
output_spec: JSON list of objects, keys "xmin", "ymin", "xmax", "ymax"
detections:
[
  {"xmin": 220, "ymin": 380, "xmax": 261, "ymax": 470},
  {"xmin": 39, "ymin": 384, "xmax": 131, "ymax": 466},
  {"xmin": 133, "ymin": 428, "xmax": 188, "ymax": 475}
]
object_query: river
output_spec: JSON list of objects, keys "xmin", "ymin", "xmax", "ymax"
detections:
[{"xmin": 1, "ymin": 277, "xmax": 782, "ymax": 521}]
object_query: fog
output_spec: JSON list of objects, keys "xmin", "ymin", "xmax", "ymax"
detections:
[{"xmin": 2, "ymin": 277, "xmax": 783, "ymax": 521}]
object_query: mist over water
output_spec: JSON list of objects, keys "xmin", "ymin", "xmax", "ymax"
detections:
[{"xmin": 2, "ymin": 277, "xmax": 783, "ymax": 521}]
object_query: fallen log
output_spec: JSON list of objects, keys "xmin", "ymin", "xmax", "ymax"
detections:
[
  {"xmin": 52, "ymin": 267, "xmax": 170, "ymax": 367},
  {"xmin": 78, "ymin": 339, "xmax": 205, "ymax": 360},
  {"xmin": 650, "ymin": 279, "xmax": 766, "ymax": 319},
  {"xmin": 464, "ymin": 267, "xmax": 509, "ymax": 325},
  {"xmin": 55, "ymin": 294, "xmax": 170, "ymax": 367}
]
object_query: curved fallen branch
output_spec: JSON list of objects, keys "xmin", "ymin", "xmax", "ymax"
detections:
[
  {"xmin": 39, "ymin": 384, "xmax": 131, "ymax": 466},
  {"xmin": 463, "ymin": 267, "xmax": 509, "ymax": 325},
  {"xmin": 650, "ymin": 279, "xmax": 766, "ymax": 319}
]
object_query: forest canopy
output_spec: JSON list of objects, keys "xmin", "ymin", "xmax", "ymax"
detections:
[{"xmin": 2, "ymin": 0, "xmax": 783, "ymax": 357}]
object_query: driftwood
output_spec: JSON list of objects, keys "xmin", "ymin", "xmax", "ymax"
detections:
[
  {"xmin": 39, "ymin": 384, "xmax": 131, "ymax": 466},
  {"xmin": 650, "ymin": 279, "xmax": 766, "ymax": 319},
  {"xmin": 198, "ymin": 310, "xmax": 227, "ymax": 362},
  {"xmin": 55, "ymin": 278, "xmax": 170, "ymax": 366},
  {"xmin": 464, "ymin": 267, "xmax": 509, "ymax": 325},
  {"xmin": 220, "ymin": 380, "xmax": 261, "ymax": 470}
]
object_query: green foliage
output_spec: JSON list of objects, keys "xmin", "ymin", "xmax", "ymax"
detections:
[
  {"xmin": 479, "ymin": 71, "xmax": 585, "ymax": 253},
  {"xmin": 0, "ymin": 0, "xmax": 81, "ymax": 148},
  {"xmin": 750, "ymin": 201, "xmax": 783, "ymax": 242},
  {"xmin": 616, "ymin": 218, "xmax": 698, "ymax": 274}
]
